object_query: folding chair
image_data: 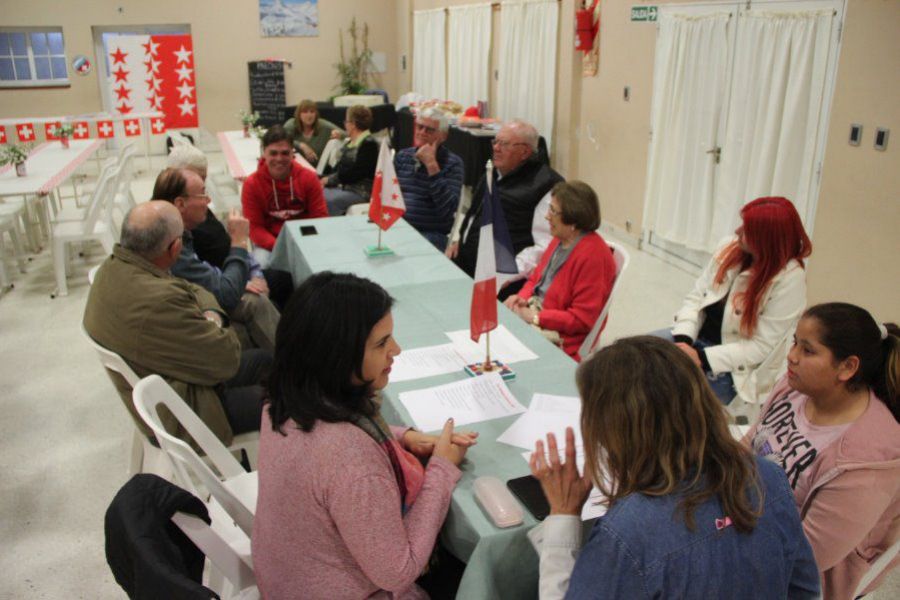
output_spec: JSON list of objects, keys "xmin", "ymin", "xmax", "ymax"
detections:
[
  {"xmin": 578, "ymin": 240, "xmax": 632, "ymax": 359},
  {"xmin": 133, "ymin": 374, "xmax": 258, "ymax": 538}
]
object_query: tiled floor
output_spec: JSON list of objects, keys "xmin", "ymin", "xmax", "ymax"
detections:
[{"xmin": 0, "ymin": 151, "xmax": 895, "ymax": 598}]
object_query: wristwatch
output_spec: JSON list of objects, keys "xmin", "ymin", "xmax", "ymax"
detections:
[{"xmin": 532, "ymin": 312, "xmax": 540, "ymax": 327}]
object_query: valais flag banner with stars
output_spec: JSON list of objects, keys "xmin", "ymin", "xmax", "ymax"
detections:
[
  {"xmin": 470, "ymin": 168, "xmax": 518, "ymax": 342},
  {"xmin": 368, "ymin": 138, "xmax": 406, "ymax": 231},
  {"xmin": 105, "ymin": 34, "xmax": 199, "ymax": 129}
]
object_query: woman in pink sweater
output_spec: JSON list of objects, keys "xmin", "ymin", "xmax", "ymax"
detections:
[
  {"xmin": 745, "ymin": 303, "xmax": 900, "ymax": 599},
  {"xmin": 252, "ymin": 272, "xmax": 476, "ymax": 599}
]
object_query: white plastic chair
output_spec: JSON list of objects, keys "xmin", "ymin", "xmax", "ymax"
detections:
[
  {"xmin": 578, "ymin": 240, "xmax": 631, "ymax": 359},
  {"xmin": 345, "ymin": 203, "xmax": 371, "ymax": 217},
  {"xmin": 0, "ymin": 208, "xmax": 28, "ymax": 289},
  {"xmin": 50, "ymin": 163, "xmax": 119, "ymax": 297},
  {"xmin": 133, "ymin": 374, "xmax": 258, "ymax": 538},
  {"xmin": 172, "ymin": 511, "xmax": 259, "ymax": 600}
]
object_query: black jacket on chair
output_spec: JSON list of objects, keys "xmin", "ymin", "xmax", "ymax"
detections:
[{"xmin": 105, "ymin": 474, "xmax": 217, "ymax": 600}]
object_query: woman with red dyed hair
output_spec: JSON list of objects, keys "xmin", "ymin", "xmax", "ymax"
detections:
[{"xmin": 664, "ymin": 197, "xmax": 812, "ymax": 405}]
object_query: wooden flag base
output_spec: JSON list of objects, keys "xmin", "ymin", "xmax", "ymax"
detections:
[
  {"xmin": 464, "ymin": 360, "xmax": 516, "ymax": 381},
  {"xmin": 364, "ymin": 245, "xmax": 395, "ymax": 257}
]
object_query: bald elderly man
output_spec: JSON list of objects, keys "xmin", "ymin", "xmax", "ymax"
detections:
[{"xmin": 84, "ymin": 201, "xmax": 268, "ymax": 446}]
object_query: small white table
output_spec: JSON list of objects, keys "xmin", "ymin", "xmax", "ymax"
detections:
[
  {"xmin": 0, "ymin": 139, "xmax": 103, "ymax": 249},
  {"xmin": 217, "ymin": 130, "xmax": 314, "ymax": 183}
]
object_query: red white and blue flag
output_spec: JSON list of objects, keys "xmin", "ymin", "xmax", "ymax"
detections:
[
  {"xmin": 470, "ymin": 165, "xmax": 517, "ymax": 341},
  {"xmin": 368, "ymin": 138, "xmax": 406, "ymax": 230}
]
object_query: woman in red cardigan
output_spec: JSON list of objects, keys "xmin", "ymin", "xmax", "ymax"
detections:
[{"xmin": 503, "ymin": 181, "xmax": 616, "ymax": 361}]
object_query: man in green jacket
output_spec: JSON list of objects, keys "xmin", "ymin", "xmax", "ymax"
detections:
[{"xmin": 84, "ymin": 201, "xmax": 268, "ymax": 446}]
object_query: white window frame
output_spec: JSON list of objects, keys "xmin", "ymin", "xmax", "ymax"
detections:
[{"xmin": 0, "ymin": 26, "xmax": 69, "ymax": 88}]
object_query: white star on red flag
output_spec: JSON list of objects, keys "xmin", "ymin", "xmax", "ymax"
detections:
[
  {"xmin": 177, "ymin": 99, "xmax": 196, "ymax": 116},
  {"xmin": 176, "ymin": 81, "xmax": 194, "ymax": 99},
  {"xmin": 175, "ymin": 65, "xmax": 193, "ymax": 82},
  {"xmin": 173, "ymin": 45, "xmax": 192, "ymax": 64}
]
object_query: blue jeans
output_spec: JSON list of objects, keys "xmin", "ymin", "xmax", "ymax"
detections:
[
  {"xmin": 324, "ymin": 187, "xmax": 367, "ymax": 216},
  {"xmin": 649, "ymin": 329, "xmax": 736, "ymax": 405}
]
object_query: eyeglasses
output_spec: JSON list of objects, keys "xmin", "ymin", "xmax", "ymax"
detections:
[
  {"xmin": 186, "ymin": 192, "xmax": 210, "ymax": 200},
  {"xmin": 415, "ymin": 122, "xmax": 438, "ymax": 135},
  {"xmin": 492, "ymin": 139, "xmax": 529, "ymax": 149}
]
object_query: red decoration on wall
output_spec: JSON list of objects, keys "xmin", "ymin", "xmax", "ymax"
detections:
[
  {"xmin": 16, "ymin": 123, "xmax": 36, "ymax": 142},
  {"xmin": 0, "ymin": 126, "xmax": 7, "ymax": 144},
  {"xmin": 123, "ymin": 118, "xmax": 142, "ymax": 137},
  {"xmin": 45, "ymin": 122, "xmax": 62, "ymax": 140},
  {"xmin": 96, "ymin": 120, "xmax": 115, "ymax": 139},
  {"xmin": 150, "ymin": 117, "xmax": 167, "ymax": 134},
  {"xmin": 72, "ymin": 121, "xmax": 90, "ymax": 139}
]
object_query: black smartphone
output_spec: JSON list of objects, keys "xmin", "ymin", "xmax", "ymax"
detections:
[
  {"xmin": 300, "ymin": 225, "xmax": 318, "ymax": 236},
  {"xmin": 507, "ymin": 475, "xmax": 550, "ymax": 521}
]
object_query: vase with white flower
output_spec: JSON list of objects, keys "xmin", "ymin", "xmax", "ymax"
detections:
[
  {"xmin": 1, "ymin": 144, "xmax": 31, "ymax": 177},
  {"xmin": 53, "ymin": 123, "xmax": 75, "ymax": 148},
  {"xmin": 239, "ymin": 110, "xmax": 260, "ymax": 138}
]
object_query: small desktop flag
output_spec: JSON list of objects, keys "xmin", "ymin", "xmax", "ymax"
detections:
[
  {"xmin": 470, "ymin": 163, "xmax": 518, "ymax": 342},
  {"xmin": 368, "ymin": 138, "xmax": 406, "ymax": 230}
]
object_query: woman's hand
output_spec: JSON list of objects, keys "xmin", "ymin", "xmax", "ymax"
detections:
[
  {"xmin": 529, "ymin": 428, "xmax": 592, "ymax": 516},
  {"xmin": 675, "ymin": 342, "xmax": 702, "ymax": 368},
  {"xmin": 402, "ymin": 428, "xmax": 478, "ymax": 459},
  {"xmin": 503, "ymin": 294, "xmax": 527, "ymax": 310},
  {"xmin": 432, "ymin": 418, "xmax": 470, "ymax": 466},
  {"xmin": 299, "ymin": 142, "xmax": 317, "ymax": 163},
  {"xmin": 445, "ymin": 241, "xmax": 459, "ymax": 259},
  {"xmin": 515, "ymin": 304, "xmax": 537, "ymax": 324},
  {"xmin": 319, "ymin": 175, "xmax": 331, "ymax": 188}
]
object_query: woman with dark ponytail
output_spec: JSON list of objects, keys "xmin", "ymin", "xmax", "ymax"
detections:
[{"xmin": 745, "ymin": 302, "xmax": 900, "ymax": 599}]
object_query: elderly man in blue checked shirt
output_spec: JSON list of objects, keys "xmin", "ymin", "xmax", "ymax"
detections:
[{"xmin": 393, "ymin": 107, "xmax": 464, "ymax": 251}]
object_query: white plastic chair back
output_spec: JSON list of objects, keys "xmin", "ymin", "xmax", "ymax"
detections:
[
  {"xmin": 172, "ymin": 511, "xmax": 258, "ymax": 599},
  {"xmin": 345, "ymin": 203, "xmax": 371, "ymax": 217},
  {"xmin": 132, "ymin": 375, "xmax": 255, "ymax": 537},
  {"xmin": 82, "ymin": 325, "xmax": 140, "ymax": 387},
  {"xmin": 81, "ymin": 163, "xmax": 119, "ymax": 236},
  {"xmin": 578, "ymin": 240, "xmax": 631, "ymax": 359},
  {"xmin": 854, "ymin": 530, "xmax": 900, "ymax": 597}
]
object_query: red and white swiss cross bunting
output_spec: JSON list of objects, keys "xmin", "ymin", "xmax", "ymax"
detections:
[
  {"xmin": 123, "ymin": 118, "xmax": 142, "ymax": 137},
  {"xmin": 150, "ymin": 117, "xmax": 166, "ymax": 134},
  {"xmin": 97, "ymin": 120, "xmax": 115, "ymax": 139},
  {"xmin": 72, "ymin": 121, "xmax": 90, "ymax": 139},
  {"xmin": 0, "ymin": 126, "xmax": 7, "ymax": 144},
  {"xmin": 16, "ymin": 123, "xmax": 36, "ymax": 142},
  {"xmin": 44, "ymin": 122, "xmax": 62, "ymax": 140},
  {"xmin": 105, "ymin": 33, "xmax": 198, "ymax": 130}
]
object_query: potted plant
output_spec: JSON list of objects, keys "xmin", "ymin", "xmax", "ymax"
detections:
[
  {"xmin": 333, "ymin": 18, "xmax": 373, "ymax": 96},
  {"xmin": 1, "ymin": 144, "xmax": 31, "ymax": 177},
  {"xmin": 239, "ymin": 110, "xmax": 260, "ymax": 138},
  {"xmin": 52, "ymin": 123, "xmax": 74, "ymax": 148}
]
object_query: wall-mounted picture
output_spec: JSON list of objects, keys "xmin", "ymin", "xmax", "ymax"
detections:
[{"xmin": 259, "ymin": 0, "xmax": 319, "ymax": 37}]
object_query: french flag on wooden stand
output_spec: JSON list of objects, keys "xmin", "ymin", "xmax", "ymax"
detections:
[
  {"xmin": 368, "ymin": 138, "xmax": 405, "ymax": 230},
  {"xmin": 470, "ymin": 161, "xmax": 518, "ymax": 342}
]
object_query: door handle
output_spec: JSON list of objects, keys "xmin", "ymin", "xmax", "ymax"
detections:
[{"xmin": 706, "ymin": 146, "xmax": 721, "ymax": 164}]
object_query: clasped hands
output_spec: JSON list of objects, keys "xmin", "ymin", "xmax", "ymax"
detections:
[
  {"xmin": 401, "ymin": 421, "xmax": 478, "ymax": 467},
  {"xmin": 503, "ymin": 294, "xmax": 537, "ymax": 324}
]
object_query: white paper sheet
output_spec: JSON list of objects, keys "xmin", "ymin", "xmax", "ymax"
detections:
[
  {"xmin": 445, "ymin": 324, "xmax": 539, "ymax": 364},
  {"xmin": 398, "ymin": 372, "xmax": 526, "ymax": 432},
  {"xmin": 389, "ymin": 344, "xmax": 467, "ymax": 382},
  {"xmin": 528, "ymin": 393, "xmax": 581, "ymax": 415},
  {"xmin": 498, "ymin": 410, "xmax": 584, "ymax": 452}
]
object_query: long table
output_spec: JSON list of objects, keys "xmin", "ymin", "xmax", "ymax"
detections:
[{"xmin": 268, "ymin": 214, "xmax": 579, "ymax": 599}]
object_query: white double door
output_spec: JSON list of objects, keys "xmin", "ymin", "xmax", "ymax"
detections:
[{"xmin": 642, "ymin": 0, "xmax": 843, "ymax": 265}]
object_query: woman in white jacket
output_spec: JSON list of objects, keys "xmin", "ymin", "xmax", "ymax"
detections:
[{"xmin": 666, "ymin": 197, "xmax": 812, "ymax": 406}]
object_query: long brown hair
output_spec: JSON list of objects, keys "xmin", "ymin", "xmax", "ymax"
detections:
[
  {"xmin": 715, "ymin": 197, "xmax": 811, "ymax": 336},
  {"xmin": 578, "ymin": 336, "xmax": 763, "ymax": 532}
]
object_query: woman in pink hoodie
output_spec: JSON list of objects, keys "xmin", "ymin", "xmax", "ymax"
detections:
[{"xmin": 745, "ymin": 302, "xmax": 899, "ymax": 599}]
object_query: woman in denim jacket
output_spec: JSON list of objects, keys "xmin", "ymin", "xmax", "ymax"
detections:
[{"xmin": 530, "ymin": 336, "xmax": 820, "ymax": 599}]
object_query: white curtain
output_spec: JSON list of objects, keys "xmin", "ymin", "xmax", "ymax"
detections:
[
  {"xmin": 496, "ymin": 0, "xmax": 559, "ymax": 150},
  {"xmin": 711, "ymin": 9, "xmax": 835, "ymax": 242},
  {"xmin": 643, "ymin": 13, "xmax": 732, "ymax": 249},
  {"xmin": 447, "ymin": 4, "xmax": 492, "ymax": 108},
  {"xmin": 412, "ymin": 9, "xmax": 446, "ymax": 100}
]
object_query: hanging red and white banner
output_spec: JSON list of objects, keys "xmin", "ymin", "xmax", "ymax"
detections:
[
  {"xmin": 97, "ymin": 120, "xmax": 116, "ymax": 139},
  {"xmin": 123, "ymin": 118, "xmax": 142, "ymax": 137},
  {"xmin": 16, "ymin": 123, "xmax": 36, "ymax": 142},
  {"xmin": 72, "ymin": 121, "xmax": 90, "ymax": 139},
  {"xmin": 106, "ymin": 34, "xmax": 199, "ymax": 130},
  {"xmin": 44, "ymin": 122, "xmax": 62, "ymax": 140},
  {"xmin": 150, "ymin": 117, "xmax": 167, "ymax": 134},
  {"xmin": 0, "ymin": 126, "xmax": 7, "ymax": 144}
]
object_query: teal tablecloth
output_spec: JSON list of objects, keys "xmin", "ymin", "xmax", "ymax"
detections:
[{"xmin": 267, "ymin": 215, "xmax": 581, "ymax": 599}]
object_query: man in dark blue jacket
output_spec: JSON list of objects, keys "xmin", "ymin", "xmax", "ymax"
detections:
[{"xmin": 394, "ymin": 107, "xmax": 464, "ymax": 250}]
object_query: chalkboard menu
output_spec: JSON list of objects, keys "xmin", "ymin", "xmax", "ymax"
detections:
[{"xmin": 248, "ymin": 61, "xmax": 286, "ymax": 127}]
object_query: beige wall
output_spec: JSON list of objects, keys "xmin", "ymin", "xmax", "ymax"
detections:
[
  {"xmin": 574, "ymin": 0, "xmax": 899, "ymax": 318},
  {"xmin": 0, "ymin": 0, "xmax": 400, "ymax": 132}
]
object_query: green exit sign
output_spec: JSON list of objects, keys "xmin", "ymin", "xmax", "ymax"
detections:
[{"xmin": 631, "ymin": 6, "xmax": 658, "ymax": 22}]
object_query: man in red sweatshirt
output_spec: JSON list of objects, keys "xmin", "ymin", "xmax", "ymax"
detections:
[{"xmin": 241, "ymin": 125, "xmax": 328, "ymax": 267}]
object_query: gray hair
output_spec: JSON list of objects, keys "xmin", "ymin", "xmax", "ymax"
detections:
[
  {"xmin": 120, "ymin": 205, "xmax": 183, "ymax": 260},
  {"xmin": 166, "ymin": 144, "xmax": 208, "ymax": 175},
  {"xmin": 507, "ymin": 119, "xmax": 539, "ymax": 152},
  {"xmin": 418, "ymin": 107, "xmax": 450, "ymax": 132}
]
